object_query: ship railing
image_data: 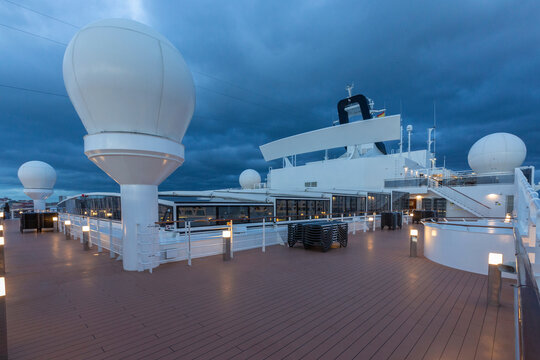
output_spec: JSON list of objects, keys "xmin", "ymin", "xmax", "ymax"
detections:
[
  {"xmin": 143, "ymin": 211, "xmax": 410, "ymax": 267},
  {"xmin": 513, "ymin": 167, "xmax": 540, "ymax": 360},
  {"xmin": 57, "ymin": 213, "xmax": 123, "ymax": 257}
]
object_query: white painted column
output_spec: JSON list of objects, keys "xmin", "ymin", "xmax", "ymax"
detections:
[
  {"xmin": 120, "ymin": 184, "xmax": 158, "ymax": 271},
  {"xmin": 33, "ymin": 200, "xmax": 46, "ymax": 211}
]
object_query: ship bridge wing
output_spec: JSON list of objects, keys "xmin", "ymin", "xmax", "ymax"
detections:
[{"xmin": 259, "ymin": 114, "xmax": 401, "ymax": 161}]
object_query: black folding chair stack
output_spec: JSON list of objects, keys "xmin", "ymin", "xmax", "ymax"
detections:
[{"xmin": 287, "ymin": 223, "xmax": 304, "ymax": 247}]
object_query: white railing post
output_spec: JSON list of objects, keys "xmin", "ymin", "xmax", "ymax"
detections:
[
  {"xmin": 87, "ymin": 217, "xmax": 92, "ymax": 248},
  {"xmin": 96, "ymin": 218, "xmax": 102, "ymax": 252},
  {"xmin": 373, "ymin": 212, "xmax": 376, "ymax": 231},
  {"xmin": 109, "ymin": 220, "xmax": 114, "ymax": 258},
  {"xmin": 364, "ymin": 213, "xmax": 367, "ymax": 232},
  {"xmin": 230, "ymin": 220, "xmax": 234, "ymax": 259},
  {"xmin": 187, "ymin": 221, "xmax": 192, "ymax": 266},
  {"xmin": 262, "ymin": 218, "xmax": 266, "ymax": 252}
]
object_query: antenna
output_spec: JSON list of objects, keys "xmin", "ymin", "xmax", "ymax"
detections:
[
  {"xmin": 406, "ymin": 124, "xmax": 413, "ymax": 158},
  {"xmin": 345, "ymin": 82, "xmax": 354, "ymax": 98},
  {"xmin": 433, "ymin": 101, "xmax": 437, "ymax": 163}
]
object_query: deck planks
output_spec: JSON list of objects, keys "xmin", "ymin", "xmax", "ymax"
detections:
[{"xmin": 3, "ymin": 220, "xmax": 514, "ymax": 360}]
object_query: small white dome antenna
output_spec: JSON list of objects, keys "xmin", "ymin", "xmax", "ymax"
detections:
[
  {"xmin": 406, "ymin": 125, "xmax": 413, "ymax": 158},
  {"xmin": 345, "ymin": 82, "xmax": 354, "ymax": 98},
  {"xmin": 18, "ymin": 161, "xmax": 57, "ymax": 211},
  {"xmin": 239, "ymin": 169, "xmax": 261, "ymax": 189}
]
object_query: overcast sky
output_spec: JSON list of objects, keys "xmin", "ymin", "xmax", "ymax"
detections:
[{"xmin": 1, "ymin": 0, "xmax": 539, "ymax": 201}]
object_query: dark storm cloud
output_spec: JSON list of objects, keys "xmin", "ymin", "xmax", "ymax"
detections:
[{"xmin": 1, "ymin": 0, "xmax": 539, "ymax": 200}]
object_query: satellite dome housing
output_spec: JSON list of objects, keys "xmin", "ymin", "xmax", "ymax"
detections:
[
  {"xmin": 18, "ymin": 161, "xmax": 56, "ymax": 211},
  {"xmin": 239, "ymin": 169, "xmax": 261, "ymax": 189},
  {"xmin": 63, "ymin": 19, "xmax": 195, "ymax": 271},
  {"xmin": 468, "ymin": 133, "xmax": 526, "ymax": 174}
]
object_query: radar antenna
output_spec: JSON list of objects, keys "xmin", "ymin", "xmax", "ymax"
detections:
[{"xmin": 345, "ymin": 83, "xmax": 354, "ymax": 98}]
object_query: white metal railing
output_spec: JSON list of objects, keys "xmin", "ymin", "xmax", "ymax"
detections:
[
  {"xmin": 57, "ymin": 211, "xmax": 407, "ymax": 271},
  {"xmin": 139, "ymin": 213, "xmax": 393, "ymax": 267},
  {"xmin": 428, "ymin": 178, "xmax": 491, "ymax": 217},
  {"xmin": 515, "ymin": 168, "xmax": 540, "ymax": 251},
  {"xmin": 58, "ymin": 213, "xmax": 123, "ymax": 257}
]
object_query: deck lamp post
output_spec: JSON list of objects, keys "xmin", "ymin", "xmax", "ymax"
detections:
[
  {"xmin": 52, "ymin": 216, "xmax": 58, "ymax": 232},
  {"xmin": 0, "ymin": 232, "xmax": 4, "ymax": 274},
  {"xmin": 0, "ymin": 226, "xmax": 6, "ymax": 360},
  {"xmin": 0, "ymin": 212, "xmax": 3, "ymax": 225},
  {"xmin": 409, "ymin": 229, "xmax": 418, "ymax": 257},
  {"xmin": 0, "ymin": 275, "xmax": 6, "ymax": 360},
  {"xmin": 488, "ymin": 253, "xmax": 503, "ymax": 306},
  {"xmin": 64, "ymin": 220, "xmax": 71, "ymax": 240},
  {"xmin": 82, "ymin": 226, "xmax": 90, "ymax": 251},
  {"xmin": 222, "ymin": 229, "xmax": 232, "ymax": 261},
  {"xmin": 368, "ymin": 215, "xmax": 374, "ymax": 231}
]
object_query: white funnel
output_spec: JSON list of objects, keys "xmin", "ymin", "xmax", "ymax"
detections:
[
  {"xmin": 63, "ymin": 19, "xmax": 195, "ymax": 271},
  {"xmin": 17, "ymin": 161, "xmax": 56, "ymax": 211}
]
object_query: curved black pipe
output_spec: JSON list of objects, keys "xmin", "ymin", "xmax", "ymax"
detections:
[{"xmin": 337, "ymin": 94, "xmax": 387, "ymax": 154}]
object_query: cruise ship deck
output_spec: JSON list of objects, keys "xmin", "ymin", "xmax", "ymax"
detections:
[{"xmin": 4, "ymin": 220, "xmax": 514, "ymax": 360}]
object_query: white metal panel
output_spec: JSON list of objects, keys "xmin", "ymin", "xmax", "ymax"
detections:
[{"xmin": 259, "ymin": 115, "xmax": 401, "ymax": 161}]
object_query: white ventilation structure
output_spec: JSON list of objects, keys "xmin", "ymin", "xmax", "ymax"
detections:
[
  {"xmin": 63, "ymin": 19, "xmax": 195, "ymax": 271},
  {"xmin": 18, "ymin": 161, "xmax": 56, "ymax": 211}
]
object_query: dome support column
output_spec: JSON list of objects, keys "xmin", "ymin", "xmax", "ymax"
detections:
[
  {"xmin": 33, "ymin": 200, "xmax": 46, "ymax": 211},
  {"xmin": 120, "ymin": 184, "xmax": 158, "ymax": 271}
]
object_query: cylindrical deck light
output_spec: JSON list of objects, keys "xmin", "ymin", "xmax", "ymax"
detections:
[
  {"xmin": 0, "ymin": 275, "xmax": 6, "ymax": 359},
  {"xmin": 409, "ymin": 229, "xmax": 418, "ymax": 257},
  {"xmin": 63, "ymin": 19, "xmax": 195, "ymax": 271},
  {"xmin": 82, "ymin": 225, "xmax": 90, "ymax": 251},
  {"xmin": 488, "ymin": 253, "xmax": 503, "ymax": 306},
  {"xmin": 0, "ymin": 212, "xmax": 4, "ymax": 224},
  {"xmin": 64, "ymin": 220, "xmax": 71, "ymax": 240},
  {"xmin": 52, "ymin": 216, "xmax": 58, "ymax": 232},
  {"xmin": 222, "ymin": 229, "xmax": 232, "ymax": 261},
  {"xmin": 0, "ymin": 226, "xmax": 6, "ymax": 360}
]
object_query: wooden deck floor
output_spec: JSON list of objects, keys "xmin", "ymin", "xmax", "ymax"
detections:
[{"xmin": 3, "ymin": 220, "xmax": 514, "ymax": 360}]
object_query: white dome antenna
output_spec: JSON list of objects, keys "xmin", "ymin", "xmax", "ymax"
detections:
[
  {"xmin": 239, "ymin": 169, "xmax": 261, "ymax": 189},
  {"xmin": 468, "ymin": 133, "xmax": 526, "ymax": 174},
  {"xmin": 63, "ymin": 19, "xmax": 195, "ymax": 271},
  {"xmin": 18, "ymin": 161, "xmax": 56, "ymax": 211}
]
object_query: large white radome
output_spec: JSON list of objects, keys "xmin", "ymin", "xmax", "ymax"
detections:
[
  {"xmin": 18, "ymin": 161, "xmax": 56, "ymax": 190},
  {"xmin": 468, "ymin": 133, "xmax": 526, "ymax": 174},
  {"xmin": 63, "ymin": 18, "xmax": 195, "ymax": 142},
  {"xmin": 239, "ymin": 169, "xmax": 261, "ymax": 189}
]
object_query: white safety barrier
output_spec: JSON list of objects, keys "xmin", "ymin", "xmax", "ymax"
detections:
[{"xmin": 57, "ymin": 212, "xmax": 399, "ymax": 270}]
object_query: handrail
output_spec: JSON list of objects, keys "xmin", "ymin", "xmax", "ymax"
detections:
[
  {"xmin": 441, "ymin": 185, "xmax": 491, "ymax": 209},
  {"xmin": 429, "ymin": 179, "xmax": 491, "ymax": 210},
  {"xmin": 421, "ymin": 217, "xmax": 512, "ymax": 229},
  {"xmin": 513, "ymin": 226, "xmax": 540, "ymax": 360},
  {"xmin": 154, "ymin": 211, "xmax": 386, "ymax": 225}
]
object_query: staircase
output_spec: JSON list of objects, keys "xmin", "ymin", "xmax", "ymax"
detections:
[{"xmin": 428, "ymin": 179, "xmax": 491, "ymax": 217}]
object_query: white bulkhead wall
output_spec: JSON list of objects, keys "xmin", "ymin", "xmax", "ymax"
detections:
[
  {"xmin": 269, "ymin": 151, "xmax": 427, "ymax": 191},
  {"xmin": 440, "ymin": 183, "xmax": 515, "ymax": 218}
]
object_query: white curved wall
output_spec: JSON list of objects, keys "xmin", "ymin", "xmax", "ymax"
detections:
[{"xmin": 424, "ymin": 222, "xmax": 515, "ymax": 277}]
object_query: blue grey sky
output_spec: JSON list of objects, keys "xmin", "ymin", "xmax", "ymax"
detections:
[{"xmin": 1, "ymin": 0, "xmax": 539, "ymax": 201}]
